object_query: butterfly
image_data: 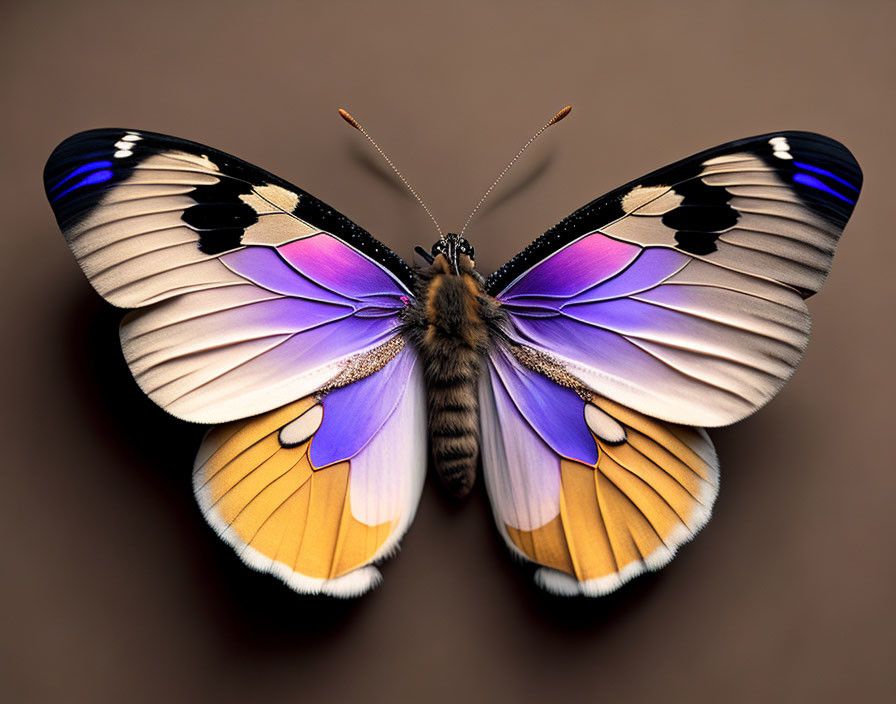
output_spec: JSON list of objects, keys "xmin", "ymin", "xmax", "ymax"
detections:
[{"xmin": 44, "ymin": 108, "xmax": 861, "ymax": 598}]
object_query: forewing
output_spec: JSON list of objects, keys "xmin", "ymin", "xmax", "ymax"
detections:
[
  {"xmin": 45, "ymin": 129, "xmax": 414, "ymax": 423},
  {"xmin": 193, "ymin": 344, "xmax": 426, "ymax": 597},
  {"xmin": 479, "ymin": 343, "xmax": 719, "ymax": 596},
  {"xmin": 488, "ymin": 132, "xmax": 861, "ymax": 426}
]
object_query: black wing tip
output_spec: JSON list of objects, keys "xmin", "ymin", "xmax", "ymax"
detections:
[
  {"xmin": 781, "ymin": 129, "xmax": 862, "ymax": 176},
  {"xmin": 44, "ymin": 128, "xmax": 133, "ymax": 191},
  {"xmin": 770, "ymin": 130, "xmax": 862, "ymax": 229},
  {"xmin": 44, "ymin": 128, "xmax": 143, "ymax": 232}
]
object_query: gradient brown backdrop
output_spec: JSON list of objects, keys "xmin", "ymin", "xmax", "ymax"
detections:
[{"xmin": 2, "ymin": 1, "xmax": 893, "ymax": 702}]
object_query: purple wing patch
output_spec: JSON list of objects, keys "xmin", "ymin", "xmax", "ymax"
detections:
[
  {"xmin": 487, "ymin": 345, "xmax": 596, "ymax": 466},
  {"xmin": 310, "ymin": 345, "xmax": 420, "ymax": 468},
  {"xmin": 278, "ymin": 234, "xmax": 412, "ymax": 302},
  {"xmin": 499, "ymin": 234, "xmax": 641, "ymax": 299},
  {"xmin": 478, "ymin": 342, "xmax": 597, "ymax": 534}
]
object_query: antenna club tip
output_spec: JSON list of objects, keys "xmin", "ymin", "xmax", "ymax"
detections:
[
  {"xmin": 338, "ymin": 108, "xmax": 361, "ymax": 130},
  {"xmin": 549, "ymin": 105, "xmax": 573, "ymax": 125}
]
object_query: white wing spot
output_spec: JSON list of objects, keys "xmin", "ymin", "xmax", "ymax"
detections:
[
  {"xmin": 769, "ymin": 136, "xmax": 793, "ymax": 160},
  {"xmin": 621, "ymin": 185, "xmax": 678, "ymax": 214},
  {"xmin": 279, "ymin": 404, "xmax": 324, "ymax": 447},
  {"xmin": 585, "ymin": 403, "xmax": 626, "ymax": 444}
]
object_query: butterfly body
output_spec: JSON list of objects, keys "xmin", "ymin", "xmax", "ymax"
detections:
[
  {"xmin": 44, "ymin": 126, "xmax": 862, "ymax": 598},
  {"xmin": 403, "ymin": 240, "xmax": 500, "ymax": 497}
]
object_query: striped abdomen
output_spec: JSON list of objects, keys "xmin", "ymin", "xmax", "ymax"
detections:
[{"xmin": 414, "ymin": 258, "xmax": 489, "ymax": 498}]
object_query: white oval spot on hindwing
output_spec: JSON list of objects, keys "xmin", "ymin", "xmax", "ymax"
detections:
[
  {"xmin": 769, "ymin": 136, "xmax": 793, "ymax": 160},
  {"xmin": 279, "ymin": 404, "xmax": 324, "ymax": 447},
  {"xmin": 585, "ymin": 403, "xmax": 626, "ymax": 444}
]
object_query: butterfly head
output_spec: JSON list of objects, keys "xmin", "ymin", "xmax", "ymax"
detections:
[{"xmin": 432, "ymin": 233, "xmax": 475, "ymax": 274}]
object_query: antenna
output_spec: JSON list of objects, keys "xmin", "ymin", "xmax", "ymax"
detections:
[
  {"xmin": 459, "ymin": 105, "xmax": 571, "ymax": 238},
  {"xmin": 338, "ymin": 108, "xmax": 444, "ymax": 241}
]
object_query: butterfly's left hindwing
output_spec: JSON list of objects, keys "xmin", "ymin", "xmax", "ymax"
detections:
[
  {"xmin": 46, "ymin": 129, "xmax": 425, "ymax": 595},
  {"xmin": 194, "ymin": 345, "xmax": 426, "ymax": 597}
]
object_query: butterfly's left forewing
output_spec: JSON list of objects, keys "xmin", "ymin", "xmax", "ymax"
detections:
[
  {"xmin": 45, "ymin": 128, "xmax": 415, "ymax": 424},
  {"xmin": 46, "ymin": 129, "xmax": 425, "ymax": 595}
]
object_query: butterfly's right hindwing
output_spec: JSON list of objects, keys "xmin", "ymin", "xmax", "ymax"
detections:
[{"xmin": 479, "ymin": 343, "xmax": 718, "ymax": 596}]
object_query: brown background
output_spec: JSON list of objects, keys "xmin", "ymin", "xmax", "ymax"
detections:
[{"xmin": 2, "ymin": 1, "xmax": 894, "ymax": 702}]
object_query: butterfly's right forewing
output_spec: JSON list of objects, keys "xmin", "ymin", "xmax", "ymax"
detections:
[{"xmin": 487, "ymin": 132, "xmax": 862, "ymax": 427}]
